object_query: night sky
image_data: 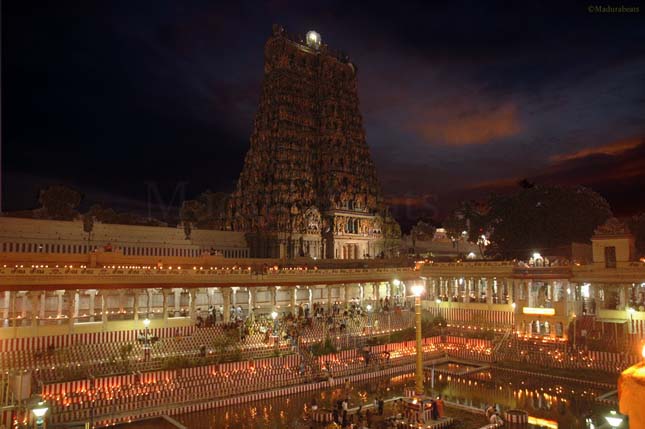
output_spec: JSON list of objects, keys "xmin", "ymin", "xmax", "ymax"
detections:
[{"xmin": 3, "ymin": 1, "xmax": 645, "ymax": 227}]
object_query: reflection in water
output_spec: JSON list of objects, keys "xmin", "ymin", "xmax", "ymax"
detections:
[
  {"xmin": 142, "ymin": 368, "xmax": 613, "ymax": 429},
  {"xmin": 432, "ymin": 362, "xmax": 479, "ymax": 374},
  {"xmin": 432, "ymin": 369, "xmax": 611, "ymax": 429}
]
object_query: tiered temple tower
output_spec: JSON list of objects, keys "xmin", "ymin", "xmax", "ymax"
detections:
[{"xmin": 228, "ymin": 25, "xmax": 398, "ymax": 259}]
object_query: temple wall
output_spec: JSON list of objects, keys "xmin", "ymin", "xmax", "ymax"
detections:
[{"xmin": 0, "ymin": 217, "xmax": 249, "ymax": 258}]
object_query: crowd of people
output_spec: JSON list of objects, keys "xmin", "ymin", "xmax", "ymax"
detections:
[{"xmin": 192, "ymin": 298, "xmax": 412, "ymax": 348}]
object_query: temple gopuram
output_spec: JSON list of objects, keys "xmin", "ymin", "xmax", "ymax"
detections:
[{"xmin": 228, "ymin": 25, "xmax": 399, "ymax": 259}]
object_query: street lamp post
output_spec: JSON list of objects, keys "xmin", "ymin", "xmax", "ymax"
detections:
[
  {"xmin": 628, "ymin": 308, "xmax": 635, "ymax": 350},
  {"xmin": 605, "ymin": 410, "xmax": 624, "ymax": 428},
  {"xmin": 572, "ymin": 313, "xmax": 577, "ymax": 349},
  {"xmin": 411, "ymin": 284, "xmax": 425, "ymax": 396},
  {"xmin": 143, "ymin": 318, "xmax": 150, "ymax": 361},
  {"xmin": 366, "ymin": 304, "xmax": 373, "ymax": 335},
  {"xmin": 271, "ymin": 311, "xmax": 279, "ymax": 350},
  {"xmin": 30, "ymin": 395, "xmax": 48, "ymax": 429}
]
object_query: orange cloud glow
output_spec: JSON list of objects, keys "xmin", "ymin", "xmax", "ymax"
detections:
[
  {"xmin": 410, "ymin": 102, "xmax": 521, "ymax": 146},
  {"xmin": 384, "ymin": 194, "xmax": 434, "ymax": 207},
  {"xmin": 550, "ymin": 137, "xmax": 641, "ymax": 162},
  {"xmin": 465, "ymin": 176, "xmax": 522, "ymax": 191}
]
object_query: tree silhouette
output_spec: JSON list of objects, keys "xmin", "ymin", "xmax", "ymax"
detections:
[
  {"xmin": 487, "ymin": 185, "xmax": 612, "ymax": 258},
  {"xmin": 82, "ymin": 212, "xmax": 94, "ymax": 243},
  {"xmin": 37, "ymin": 185, "xmax": 81, "ymax": 220}
]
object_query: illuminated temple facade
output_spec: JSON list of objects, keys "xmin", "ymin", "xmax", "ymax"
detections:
[
  {"xmin": 227, "ymin": 26, "xmax": 397, "ymax": 259},
  {"xmin": 2, "ymin": 25, "xmax": 645, "ymax": 429},
  {"xmin": 0, "ymin": 218, "xmax": 643, "ymax": 340},
  {"xmin": 1, "ymin": 212, "xmax": 645, "ymax": 426}
]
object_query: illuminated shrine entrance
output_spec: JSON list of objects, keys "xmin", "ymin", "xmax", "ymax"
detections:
[{"xmin": 527, "ymin": 320, "xmax": 564, "ymax": 337}]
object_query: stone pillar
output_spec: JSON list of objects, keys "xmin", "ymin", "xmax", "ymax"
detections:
[
  {"xmin": 222, "ymin": 288, "xmax": 231, "ymax": 322},
  {"xmin": 101, "ymin": 292, "xmax": 108, "ymax": 323},
  {"xmin": 132, "ymin": 290, "xmax": 139, "ymax": 320},
  {"xmin": 464, "ymin": 278, "xmax": 469, "ymax": 301},
  {"xmin": 373, "ymin": 282, "xmax": 380, "ymax": 306},
  {"xmin": 344, "ymin": 284, "xmax": 350, "ymax": 308},
  {"xmin": 118, "ymin": 289, "xmax": 125, "ymax": 315},
  {"xmin": 327, "ymin": 286, "xmax": 332, "ymax": 311},
  {"xmin": 162, "ymin": 289, "xmax": 169, "ymax": 321},
  {"xmin": 173, "ymin": 288, "xmax": 181, "ymax": 317},
  {"xmin": 470, "ymin": 277, "xmax": 477, "ymax": 302},
  {"xmin": 9, "ymin": 292, "xmax": 17, "ymax": 327},
  {"xmin": 55, "ymin": 291, "xmax": 64, "ymax": 324},
  {"xmin": 20, "ymin": 293, "xmax": 28, "ymax": 324},
  {"xmin": 29, "ymin": 291, "xmax": 39, "ymax": 326},
  {"xmin": 290, "ymin": 287, "xmax": 297, "ymax": 315},
  {"xmin": 506, "ymin": 278, "xmax": 514, "ymax": 303},
  {"xmin": 88, "ymin": 290, "xmax": 96, "ymax": 322},
  {"xmin": 270, "ymin": 286, "xmax": 277, "ymax": 308},
  {"xmin": 39, "ymin": 291, "xmax": 46, "ymax": 320},
  {"xmin": 621, "ymin": 284, "xmax": 629, "ymax": 310},
  {"xmin": 207, "ymin": 288, "xmax": 215, "ymax": 307},
  {"xmin": 189, "ymin": 289, "xmax": 197, "ymax": 321},
  {"xmin": 249, "ymin": 288, "xmax": 257, "ymax": 322},
  {"xmin": 73, "ymin": 291, "xmax": 80, "ymax": 321},
  {"xmin": 146, "ymin": 288, "xmax": 153, "ymax": 317},
  {"xmin": 2, "ymin": 291, "xmax": 9, "ymax": 322},
  {"xmin": 65, "ymin": 290, "xmax": 76, "ymax": 330},
  {"xmin": 308, "ymin": 287, "xmax": 313, "ymax": 310},
  {"xmin": 486, "ymin": 279, "xmax": 493, "ymax": 304}
]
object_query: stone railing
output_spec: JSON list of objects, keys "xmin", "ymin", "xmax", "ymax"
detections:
[
  {"xmin": 424, "ymin": 261, "xmax": 516, "ymax": 267},
  {"xmin": 572, "ymin": 261, "xmax": 645, "ymax": 283},
  {"xmin": 512, "ymin": 266, "xmax": 572, "ymax": 278},
  {"xmin": 0, "ymin": 265, "xmax": 419, "ymax": 288}
]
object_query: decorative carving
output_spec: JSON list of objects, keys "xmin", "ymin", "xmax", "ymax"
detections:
[{"xmin": 304, "ymin": 206, "xmax": 321, "ymax": 233}]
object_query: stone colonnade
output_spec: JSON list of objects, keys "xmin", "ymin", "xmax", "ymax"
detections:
[
  {"xmin": 424, "ymin": 276, "xmax": 515, "ymax": 304},
  {"xmin": 0, "ymin": 281, "xmax": 411, "ymax": 329}
]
